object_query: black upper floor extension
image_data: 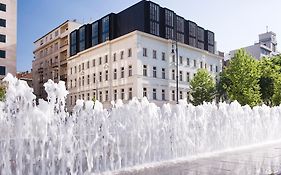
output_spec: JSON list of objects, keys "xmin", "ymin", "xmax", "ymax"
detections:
[{"xmin": 70, "ymin": 0, "xmax": 215, "ymax": 57}]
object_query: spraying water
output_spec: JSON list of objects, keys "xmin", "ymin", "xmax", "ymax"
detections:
[{"xmin": 0, "ymin": 73, "xmax": 281, "ymax": 174}]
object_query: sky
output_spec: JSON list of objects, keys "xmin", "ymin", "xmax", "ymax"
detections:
[{"xmin": 17, "ymin": 0, "xmax": 281, "ymax": 72}]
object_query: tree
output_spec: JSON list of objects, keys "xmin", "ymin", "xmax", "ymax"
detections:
[
  {"xmin": 0, "ymin": 85, "xmax": 5, "ymax": 101},
  {"xmin": 190, "ymin": 69, "xmax": 216, "ymax": 106},
  {"xmin": 222, "ymin": 49, "xmax": 261, "ymax": 107},
  {"xmin": 272, "ymin": 76, "xmax": 281, "ymax": 106}
]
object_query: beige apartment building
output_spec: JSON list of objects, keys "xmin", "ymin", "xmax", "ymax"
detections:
[
  {"xmin": 32, "ymin": 20, "xmax": 80, "ymax": 99},
  {"xmin": 0, "ymin": 0, "xmax": 17, "ymax": 78}
]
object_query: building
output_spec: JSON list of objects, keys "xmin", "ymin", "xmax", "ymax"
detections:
[
  {"xmin": 32, "ymin": 20, "xmax": 81, "ymax": 99},
  {"xmin": 67, "ymin": 0, "xmax": 223, "ymax": 108},
  {"xmin": 228, "ymin": 31, "xmax": 279, "ymax": 60},
  {"xmin": 16, "ymin": 71, "xmax": 32, "ymax": 88},
  {"xmin": 0, "ymin": 0, "xmax": 17, "ymax": 79}
]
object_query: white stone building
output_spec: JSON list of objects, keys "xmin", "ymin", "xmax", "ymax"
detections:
[{"xmin": 67, "ymin": 31, "xmax": 222, "ymax": 108}]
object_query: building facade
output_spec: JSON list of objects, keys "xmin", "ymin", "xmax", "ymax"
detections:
[
  {"xmin": 0, "ymin": 0, "xmax": 17, "ymax": 78},
  {"xmin": 228, "ymin": 31, "xmax": 279, "ymax": 60},
  {"xmin": 32, "ymin": 20, "xmax": 80, "ymax": 99},
  {"xmin": 68, "ymin": 31, "xmax": 222, "ymax": 108}
]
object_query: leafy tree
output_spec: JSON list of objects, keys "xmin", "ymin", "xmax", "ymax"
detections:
[
  {"xmin": 272, "ymin": 76, "xmax": 281, "ymax": 106},
  {"xmin": 216, "ymin": 71, "xmax": 230, "ymax": 102},
  {"xmin": 222, "ymin": 49, "xmax": 261, "ymax": 107},
  {"xmin": 0, "ymin": 85, "xmax": 5, "ymax": 101},
  {"xmin": 190, "ymin": 69, "xmax": 216, "ymax": 106}
]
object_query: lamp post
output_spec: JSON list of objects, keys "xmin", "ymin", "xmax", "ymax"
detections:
[{"xmin": 171, "ymin": 40, "xmax": 179, "ymax": 104}]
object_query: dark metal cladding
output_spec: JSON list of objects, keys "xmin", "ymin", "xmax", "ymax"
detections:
[{"xmin": 70, "ymin": 0, "xmax": 216, "ymax": 56}]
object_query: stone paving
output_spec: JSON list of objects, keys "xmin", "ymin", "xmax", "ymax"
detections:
[{"xmin": 104, "ymin": 142, "xmax": 281, "ymax": 175}]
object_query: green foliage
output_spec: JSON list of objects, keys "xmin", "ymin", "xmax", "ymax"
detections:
[
  {"xmin": 272, "ymin": 76, "xmax": 281, "ymax": 106},
  {"xmin": 221, "ymin": 49, "xmax": 261, "ymax": 107},
  {"xmin": 190, "ymin": 69, "xmax": 216, "ymax": 106},
  {"xmin": 0, "ymin": 85, "xmax": 5, "ymax": 101}
]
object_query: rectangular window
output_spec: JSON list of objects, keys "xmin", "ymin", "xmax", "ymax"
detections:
[
  {"xmin": 180, "ymin": 91, "xmax": 183, "ymax": 99},
  {"xmin": 87, "ymin": 75, "xmax": 90, "ymax": 84},
  {"xmin": 0, "ymin": 66, "xmax": 5, "ymax": 75},
  {"xmin": 93, "ymin": 73, "xmax": 96, "ymax": 83},
  {"xmin": 179, "ymin": 71, "xmax": 183, "ymax": 81},
  {"xmin": 86, "ymin": 61, "xmax": 89, "ymax": 69},
  {"xmin": 187, "ymin": 58, "xmax": 190, "ymax": 66},
  {"xmin": 99, "ymin": 57, "xmax": 102, "ymax": 65},
  {"xmin": 0, "ymin": 34, "xmax": 6, "ymax": 43},
  {"xmin": 92, "ymin": 22, "xmax": 99, "ymax": 46},
  {"xmin": 153, "ymin": 89, "xmax": 157, "ymax": 100},
  {"xmin": 99, "ymin": 72, "xmax": 102, "ymax": 82},
  {"xmin": 99, "ymin": 91, "xmax": 103, "ymax": 102},
  {"xmin": 200, "ymin": 61, "xmax": 203, "ymax": 68},
  {"xmin": 187, "ymin": 72, "xmax": 190, "ymax": 82},
  {"xmin": 162, "ymin": 68, "xmax": 165, "ymax": 79},
  {"xmin": 79, "ymin": 26, "xmax": 86, "ymax": 51},
  {"xmin": 121, "ymin": 89, "xmax": 125, "ymax": 100},
  {"xmin": 120, "ymin": 51, "xmax": 124, "ymax": 59},
  {"xmin": 114, "ymin": 89, "xmax": 117, "ymax": 100},
  {"xmin": 210, "ymin": 65, "xmax": 213, "ymax": 72},
  {"xmin": 0, "ymin": 3, "xmax": 6, "ymax": 12},
  {"xmin": 128, "ymin": 48, "xmax": 132, "ymax": 57},
  {"xmin": 153, "ymin": 50, "xmax": 157, "ymax": 59},
  {"xmin": 128, "ymin": 65, "xmax": 132, "ymax": 77},
  {"xmin": 105, "ymin": 70, "xmax": 108, "ymax": 81},
  {"xmin": 150, "ymin": 21, "xmax": 159, "ymax": 36},
  {"xmin": 121, "ymin": 67, "xmax": 125, "ymax": 78},
  {"xmin": 113, "ymin": 53, "xmax": 116, "ymax": 61},
  {"xmin": 162, "ymin": 52, "xmax": 165, "ymax": 61},
  {"xmin": 105, "ymin": 55, "xmax": 108, "ymax": 63},
  {"xmin": 172, "ymin": 69, "xmax": 175, "ymax": 80},
  {"xmin": 0, "ymin": 19, "xmax": 6, "ymax": 27},
  {"xmin": 92, "ymin": 59, "xmax": 96, "ymax": 67},
  {"xmin": 216, "ymin": 66, "xmax": 218, "ymax": 72},
  {"xmin": 162, "ymin": 90, "xmax": 165, "ymax": 100},
  {"xmin": 143, "ymin": 65, "xmax": 147, "ymax": 76},
  {"xmin": 82, "ymin": 76, "xmax": 85, "ymax": 86},
  {"xmin": 128, "ymin": 88, "xmax": 132, "ymax": 100},
  {"xmin": 102, "ymin": 16, "xmax": 109, "ymax": 42},
  {"xmin": 114, "ymin": 69, "xmax": 117, "ymax": 79},
  {"xmin": 172, "ymin": 55, "xmax": 175, "ymax": 62},
  {"xmin": 105, "ymin": 90, "xmax": 109, "ymax": 101},
  {"xmin": 0, "ymin": 50, "xmax": 5, "ymax": 58},
  {"xmin": 194, "ymin": 60, "xmax": 197, "ymax": 67},
  {"xmin": 179, "ymin": 56, "xmax": 183, "ymax": 64},
  {"xmin": 143, "ymin": 48, "xmax": 147, "ymax": 57},
  {"xmin": 153, "ymin": 66, "xmax": 157, "ymax": 78},
  {"xmin": 143, "ymin": 88, "xmax": 147, "ymax": 97},
  {"xmin": 70, "ymin": 32, "xmax": 77, "ymax": 56},
  {"xmin": 171, "ymin": 90, "xmax": 175, "ymax": 101}
]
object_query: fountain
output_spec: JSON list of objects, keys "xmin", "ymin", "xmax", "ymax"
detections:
[{"xmin": 0, "ymin": 73, "xmax": 281, "ymax": 174}]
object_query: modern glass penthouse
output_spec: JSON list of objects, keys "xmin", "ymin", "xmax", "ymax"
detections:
[{"xmin": 70, "ymin": 0, "xmax": 215, "ymax": 57}]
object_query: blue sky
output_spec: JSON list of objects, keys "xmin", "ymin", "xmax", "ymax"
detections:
[{"xmin": 18, "ymin": 0, "xmax": 281, "ymax": 72}]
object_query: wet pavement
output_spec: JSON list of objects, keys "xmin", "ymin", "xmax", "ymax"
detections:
[{"xmin": 105, "ymin": 142, "xmax": 281, "ymax": 175}]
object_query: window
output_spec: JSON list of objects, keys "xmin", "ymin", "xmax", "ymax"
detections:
[
  {"xmin": 0, "ymin": 34, "xmax": 6, "ymax": 43},
  {"xmin": 179, "ymin": 56, "xmax": 183, "ymax": 64},
  {"xmin": 70, "ymin": 32, "xmax": 77, "ymax": 56},
  {"xmin": 102, "ymin": 16, "xmax": 109, "ymax": 42},
  {"xmin": 200, "ymin": 61, "xmax": 203, "ymax": 68},
  {"xmin": 92, "ymin": 59, "xmax": 95, "ymax": 67},
  {"xmin": 99, "ymin": 91, "xmax": 103, "ymax": 102},
  {"xmin": 121, "ymin": 89, "xmax": 125, "ymax": 100},
  {"xmin": 99, "ymin": 57, "xmax": 102, "ymax": 65},
  {"xmin": 93, "ymin": 73, "xmax": 96, "ymax": 83},
  {"xmin": 0, "ymin": 50, "xmax": 5, "ymax": 58},
  {"xmin": 114, "ymin": 89, "xmax": 117, "ymax": 100},
  {"xmin": 0, "ymin": 3, "xmax": 6, "ymax": 12},
  {"xmin": 105, "ymin": 91, "xmax": 109, "ymax": 101},
  {"xmin": 171, "ymin": 90, "xmax": 175, "ymax": 101},
  {"xmin": 128, "ymin": 88, "xmax": 132, "ymax": 100},
  {"xmin": 143, "ymin": 48, "xmax": 147, "ymax": 57},
  {"xmin": 79, "ymin": 26, "xmax": 86, "ymax": 51},
  {"xmin": 143, "ymin": 88, "xmax": 147, "ymax": 97},
  {"xmin": 150, "ymin": 3, "xmax": 160, "ymax": 36},
  {"xmin": 0, "ymin": 66, "xmax": 6, "ymax": 75},
  {"xmin": 99, "ymin": 72, "xmax": 102, "ymax": 82},
  {"xmin": 193, "ymin": 60, "xmax": 197, "ymax": 67},
  {"xmin": 82, "ymin": 63, "xmax": 85, "ymax": 70},
  {"xmin": 162, "ymin": 68, "xmax": 165, "ymax": 79},
  {"xmin": 172, "ymin": 69, "xmax": 175, "ymax": 80},
  {"xmin": 210, "ymin": 65, "xmax": 213, "ymax": 72},
  {"xmin": 87, "ymin": 75, "xmax": 90, "ymax": 85},
  {"xmin": 153, "ymin": 67, "xmax": 157, "ymax": 78},
  {"xmin": 128, "ymin": 48, "xmax": 132, "ymax": 57},
  {"xmin": 162, "ymin": 90, "xmax": 165, "ymax": 100},
  {"xmin": 150, "ymin": 21, "xmax": 159, "ymax": 36},
  {"xmin": 187, "ymin": 58, "xmax": 190, "ymax": 66},
  {"xmin": 105, "ymin": 70, "xmax": 108, "ymax": 81},
  {"xmin": 113, "ymin": 53, "xmax": 116, "ymax": 61},
  {"xmin": 105, "ymin": 55, "xmax": 108, "ymax": 63},
  {"xmin": 128, "ymin": 65, "xmax": 132, "ymax": 77},
  {"xmin": 172, "ymin": 55, "xmax": 175, "ymax": 62},
  {"xmin": 216, "ymin": 66, "xmax": 218, "ymax": 72},
  {"xmin": 165, "ymin": 9, "xmax": 174, "ymax": 27},
  {"xmin": 82, "ymin": 76, "xmax": 85, "ymax": 86},
  {"xmin": 121, "ymin": 67, "xmax": 124, "ymax": 78},
  {"xmin": 180, "ymin": 91, "xmax": 183, "ymax": 99},
  {"xmin": 92, "ymin": 22, "xmax": 99, "ymax": 46},
  {"xmin": 0, "ymin": 19, "xmax": 6, "ymax": 27},
  {"xmin": 74, "ymin": 79, "xmax": 77, "ymax": 87},
  {"xmin": 143, "ymin": 65, "xmax": 147, "ymax": 76},
  {"xmin": 70, "ymin": 68, "xmax": 73, "ymax": 75},
  {"xmin": 114, "ymin": 69, "xmax": 117, "ymax": 79},
  {"xmin": 120, "ymin": 51, "xmax": 124, "ymax": 59},
  {"xmin": 162, "ymin": 52, "xmax": 166, "ymax": 61},
  {"xmin": 187, "ymin": 72, "xmax": 190, "ymax": 82},
  {"xmin": 153, "ymin": 50, "xmax": 157, "ymax": 59},
  {"xmin": 153, "ymin": 89, "xmax": 157, "ymax": 100},
  {"xmin": 55, "ymin": 30, "xmax": 59, "ymax": 37},
  {"xmin": 179, "ymin": 71, "xmax": 183, "ymax": 81}
]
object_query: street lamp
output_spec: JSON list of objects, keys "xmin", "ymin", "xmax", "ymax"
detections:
[{"xmin": 171, "ymin": 40, "xmax": 179, "ymax": 104}]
